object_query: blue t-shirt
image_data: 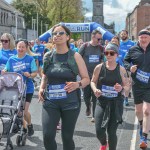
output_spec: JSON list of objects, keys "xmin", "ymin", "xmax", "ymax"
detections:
[
  {"xmin": 0, "ymin": 49, "xmax": 17, "ymax": 72},
  {"xmin": 5, "ymin": 54, "xmax": 37, "ymax": 93},
  {"xmin": 117, "ymin": 40, "xmax": 135, "ymax": 66},
  {"xmin": 33, "ymin": 44, "xmax": 45, "ymax": 61}
]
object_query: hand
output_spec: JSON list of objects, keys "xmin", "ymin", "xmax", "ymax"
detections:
[
  {"xmin": 38, "ymin": 88, "xmax": 45, "ymax": 102},
  {"xmin": 64, "ymin": 82, "xmax": 79, "ymax": 93},
  {"xmin": 114, "ymin": 83, "xmax": 122, "ymax": 92},
  {"xmin": 1, "ymin": 70, "xmax": 6, "ymax": 75},
  {"xmin": 130, "ymin": 65, "xmax": 137, "ymax": 73},
  {"xmin": 94, "ymin": 89, "xmax": 102, "ymax": 98},
  {"xmin": 23, "ymin": 72, "xmax": 30, "ymax": 77}
]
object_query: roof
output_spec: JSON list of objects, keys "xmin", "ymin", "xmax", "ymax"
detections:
[{"xmin": 0, "ymin": 0, "xmax": 24, "ymax": 16}]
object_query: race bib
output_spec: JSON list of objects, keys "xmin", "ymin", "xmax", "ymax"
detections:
[
  {"xmin": 136, "ymin": 69, "xmax": 150, "ymax": 84},
  {"xmin": 101, "ymin": 85, "xmax": 118, "ymax": 98},
  {"xmin": 13, "ymin": 62, "xmax": 26, "ymax": 72},
  {"xmin": 89, "ymin": 55, "xmax": 99, "ymax": 63},
  {"xmin": 48, "ymin": 84, "xmax": 67, "ymax": 100}
]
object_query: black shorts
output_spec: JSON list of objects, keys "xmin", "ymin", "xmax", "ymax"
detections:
[
  {"xmin": 132, "ymin": 85, "xmax": 150, "ymax": 104},
  {"xmin": 26, "ymin": 93, "xmax": 33, "ymax": 103}
]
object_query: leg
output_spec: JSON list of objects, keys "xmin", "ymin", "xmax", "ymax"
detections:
[
  {"xmin": 42, "ymin": 106, "xmax": 60, "ymax": 150},
  {"xmin": 107, "ymin": 109, "xmax": 118, "ymax": 150},
  {"xmin": 135, "ymin": 103, "xmax": 143, "ymax": 121},
  {"xmin": 143, "ymin": 102, "xmax": 150, "ymax": 134},
  {"xmin": 83, "ymin": 84, "xmax": 91, "ymax": 116},
  {"xmin": 95, "ymin": 103, "xmax": 107, "ymax": 146},
  {"xmin": 91, "ymin": 90, "xmax": 97, "ymax": 120},
  {"xmin": 61, "ymin": 108, "xmax": 80, "ymax": 150}
]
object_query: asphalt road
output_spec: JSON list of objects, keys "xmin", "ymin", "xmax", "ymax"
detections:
[{"xmin": 0, "ymin": 90, "xmax": 150, "ymax": 150}]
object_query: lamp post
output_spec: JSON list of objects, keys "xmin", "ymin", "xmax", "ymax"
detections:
[
  {"xmin": 45, "ymin": 24, "xmax": 49, "ymax": 32},
  {"xmin": 33, "ymin": 19, "xmax": 36, "ymax": 39}
]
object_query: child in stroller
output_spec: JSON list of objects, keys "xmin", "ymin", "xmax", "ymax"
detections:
[{"xmin": 0, "ymin": 72, "xmax": 27, "ymax": 149}]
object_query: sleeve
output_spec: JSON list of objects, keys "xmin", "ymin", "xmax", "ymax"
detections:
[
  {"xmin": 43, "ymin": 51, "xmax": 51, "ymax": 74},
  {"xmin": 31, "ymin": 59, "xmax": 38, "ymax": 72},
  {"xmin": 124, "ymin": 49, "xmax": 132, "ymax": 71},
  {"xmin": 78, "ymin": 43, "xmax": 86, "ymax": 56},
  {"xmin": 4, "ymin": 59, "xmax": 10, "ymax": 71}
]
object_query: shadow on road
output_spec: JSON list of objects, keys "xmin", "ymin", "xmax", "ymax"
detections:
[{"xmin": 74, "ymin": 130, "xmax": 96, "ymax": 137}]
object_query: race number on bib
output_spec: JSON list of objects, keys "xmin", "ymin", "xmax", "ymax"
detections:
[
  {"xmin": 136, "ymin": 69, "xmax": 150, "ymax": 84},
  {"xmin": 48, "ymin": 84, "xmax": 67, "ymax": 100},
  {"xmin": 89, "ymin": 55, "xmax": 99, "ymax": 63},
  {"xmin": 101, "ymin": 85, "xmax": 118, "ymax": 98}
]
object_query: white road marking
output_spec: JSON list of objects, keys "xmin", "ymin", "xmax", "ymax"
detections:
[{"xmin": 130, "ymin": 117, "xmax": 138, "ymax": 150}]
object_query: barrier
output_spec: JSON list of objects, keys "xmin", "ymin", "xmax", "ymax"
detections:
[{"xmin": 39, "ymin": 22, "xmax": 114, "ymax": 42}]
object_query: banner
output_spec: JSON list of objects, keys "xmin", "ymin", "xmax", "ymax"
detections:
[{"xmin": 39, "ymin": 22, "xmax": 114, "ymax": 42}]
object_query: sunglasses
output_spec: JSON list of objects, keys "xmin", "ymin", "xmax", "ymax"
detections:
[
  {"xmin": 1, "ymin": 39, "xmax": 9, "ymax": 43},
  {"xmin": 52, "ymin": 31, "xmax": 67, "ymax": 36},
  {"xmin": 104, "ymin": 51, "xmax": 116, "ymax": 56}
]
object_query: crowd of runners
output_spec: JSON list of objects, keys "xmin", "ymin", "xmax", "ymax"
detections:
[{"xmin": 0, "ymin": 24, "xmax": 150, "ymax": 150}]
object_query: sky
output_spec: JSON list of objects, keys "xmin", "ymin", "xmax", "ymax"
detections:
[
  {"xmin": 83, "ymin": 0, "xmax": 141, "ymax": 32},
  {"xmin": 6, "ymin": 0, "xmax": 141, "ymax": 32}
]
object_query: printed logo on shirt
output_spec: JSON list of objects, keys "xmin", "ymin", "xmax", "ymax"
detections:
[
  {"xmin": 12, "ymin": 61, "xmax": 26, "ymax": 72},
  {"xmin": 101, "ymin": 85, "xmax": 118, "ymax": 98},
  {"xmin": 136, "ymin": 69, "xmax": 150, "ymax": 84},
  {"xmin": 89, "ymin": 55, "xmax": 99, "ymax": 63},
  {"xmin": 48, "ymin": 84, "xmax": 67, "ymax": 100}
]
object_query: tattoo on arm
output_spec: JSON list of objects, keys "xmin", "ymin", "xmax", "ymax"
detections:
[
  {"xmin": 124, "ymin": 73, "xmax": 128, "ymax": 78},
  {"xmin": 41, "ymin": 75, "xmax": 48, "ymax": 87}
]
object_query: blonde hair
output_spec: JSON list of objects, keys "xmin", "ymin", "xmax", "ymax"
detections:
[
  {"xmin": 27, "ymin": 47, "xmax": 38, "ymax": 56},
  {"xmin": 1, "ymin": 33, "xmax": 16, "ymax": 50},
  {"xmin": 44, "ymin": 43, "xmax": 55, "ymax": 51}
]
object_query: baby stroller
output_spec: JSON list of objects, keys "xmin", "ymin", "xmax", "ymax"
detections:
[{"xmin": 0, "ymin": 72, "xmax": 27, "ymax": 149}]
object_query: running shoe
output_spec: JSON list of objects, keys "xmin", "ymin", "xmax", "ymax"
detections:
[
  {"xmin": 91, "ymin": 117, "xmax": 95, "ymax": 122},
  {"xmin": 99, "ymin": 145, "xmax": 107, "ymax": 150},
  {"xmin": 124, "ymin": 97, "xmax": 129, "ymax": 106},
  {"xmin": 139, "ymin": 136, "xmax": 147, "ymax": 149},
  {"xmin": 28, "ymin": 124, "xmax": 34, "ymax": 136}
]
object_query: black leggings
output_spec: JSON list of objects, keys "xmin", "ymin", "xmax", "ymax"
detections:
[
  {"xmin": 95, "ymin": 103, "xmax": 118, "ymax": 150},
  {"xmin": 42, "ymin": 106, "xmax": 80, "ymax": 150},
  {"xmin": 83, "ymin": 84, "xmax": 96, "ymax": 117}
]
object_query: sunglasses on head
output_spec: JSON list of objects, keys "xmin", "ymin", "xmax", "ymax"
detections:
[
  {"xmin": 1, "ymin": 39, "xmax": 9, "ymax": 43},
  {"xmin": 52, "ymin": 31, "xmax": 67, "ymax": 36},
  {"xmin": 104, "ymin": 51, "xmax": 116, "ymax": 56}
]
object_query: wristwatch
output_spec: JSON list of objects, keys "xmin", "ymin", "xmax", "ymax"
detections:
[{"xmin": 78, "ymin": 81, "xmax": 82, "ymax": 88}]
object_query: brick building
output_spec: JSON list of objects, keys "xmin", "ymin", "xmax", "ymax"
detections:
[{"xmin": 126, "ymin": 0, "xmax": 150, "ymax": 41}]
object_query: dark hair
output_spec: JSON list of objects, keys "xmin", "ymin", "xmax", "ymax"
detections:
[
  {"xmin": 92, "ymin": 29, "xmax": 102, "ymax": 35},
  {"xmin": 121, "ymin": 30, "xmax": 128, "ymax": 35},
  {"xmin": 16, "ymin": 38, "xmax": 28, "ymax": 48},
  {"xmin": 111, "ymin": 35, "xmax": 120, "ymax": 46},
  {"xmin": 52, "ymin": 24, "xmax": 71, "ymax": 49}
]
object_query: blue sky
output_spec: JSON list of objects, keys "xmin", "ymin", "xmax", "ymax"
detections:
[{"xmin": 6, "ymin": 0, "xmax": 141, "ymax": 32}]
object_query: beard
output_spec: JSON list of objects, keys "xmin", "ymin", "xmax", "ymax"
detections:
[{"xmin": 121, "ymin": 36, "xmax": 128, "ymax": 41}]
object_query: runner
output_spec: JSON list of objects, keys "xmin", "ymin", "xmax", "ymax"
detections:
[
  {"xmin": 120, "ymin": 30, "xmax": 135, "ymax": 106},
  {"xmin": 38, "ymin": 24, "xmax": 89, "ymax": 150},
  {"xmin": 79, "ymin": 29, "xmax": 104, "ymax": 122},
  {"xmin": 91, "ymin": 42, "xmax": 129, "ymax": 150},
  {"xmin": 3, "ymin": 39, "xmax": 37, "ymax": 136},
  {"xmin": 0, "ymin": 33, "xmax": 17, "ymax": 73},
  {"xmin": 124, "ymin": 29, "xmax": 150, "ymax": 149}
]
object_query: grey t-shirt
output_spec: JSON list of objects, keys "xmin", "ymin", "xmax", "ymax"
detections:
[{"xmin": 79, "ymin": 42, "xmax": 104, "ymax": 78}]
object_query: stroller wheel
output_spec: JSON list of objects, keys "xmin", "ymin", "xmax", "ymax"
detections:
[
  {"xmin": 22, "ymin": 134, "xmax": 27, "ymax": 146},
  {"xmin": 16, "ymin": 135, "xmax": 22, "ymax": 146}
]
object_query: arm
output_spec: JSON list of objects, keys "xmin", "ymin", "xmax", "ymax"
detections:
[
  {"xmin": 91, "ymin": 64, "xmax": 103, "ymax": 98},
  {"xmin": 120, "ymin": 66, "xmax": 130, "ymax": 92},
  {"xmin": 38, "ymin": 74, "xmax": 48, "ymax": 102}
]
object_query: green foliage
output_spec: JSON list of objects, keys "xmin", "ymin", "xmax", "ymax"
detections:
[{"xmin": 12, "ymin": 0, "xmax": 85, "ymax": 36}]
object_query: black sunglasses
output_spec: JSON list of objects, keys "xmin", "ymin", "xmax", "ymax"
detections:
[
  {"xmin": 52, "ymin": 31, "xmax": 67, "ymax": 36},
  {"xmin": 1, "ymin": 39, "xmax": 10, "ymax": 43},
  {"xmin": 104, "ymin": 51, "xmax": 116, "ymax": 56}
]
